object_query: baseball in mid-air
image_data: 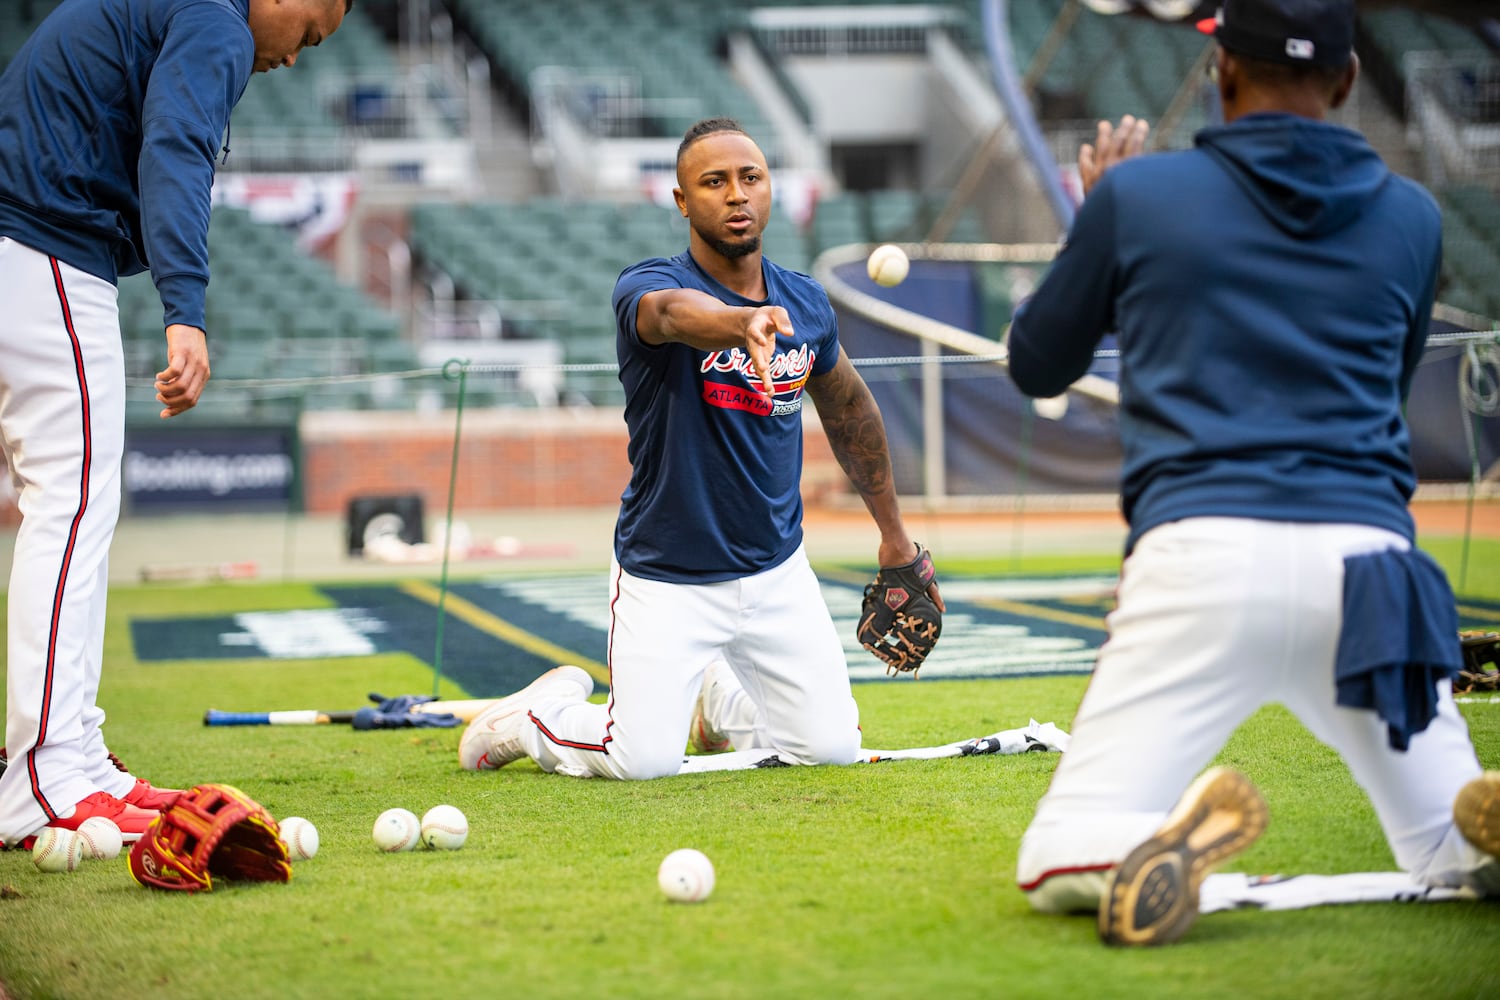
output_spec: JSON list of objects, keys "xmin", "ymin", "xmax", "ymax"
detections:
[
  {"xmin": 372, "ymin": 808, "xmax": 421, "ymax": 852},
  {"xmin": 76, "ymin": 816, "xmax": 123, "ymax": 861},
  {"xmin": 657, "ymin": 848, "xmax": 715, "ymax": 903},
  {"xmin": 420, "ymin": 805, "xmax": 468, "ymax": 851},
  {"xmin": 1033, "ymin": 394, "xmax": 1070, "ymax": 421},
  {"xmin": 867, "ymin": 244, "xmax": 909, "ymax": 288},
  {"xmin": 279, "ymin": 816, "xmax": 320, "ymax": 861},
  {"xmin": 32, "ymin": 827, "xmax": 85, "ymax": 873}
]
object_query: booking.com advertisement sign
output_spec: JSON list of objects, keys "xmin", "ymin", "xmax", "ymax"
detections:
[{"xmin": 122, "ymin": 426, "xmax": 298, "ymax": 513}]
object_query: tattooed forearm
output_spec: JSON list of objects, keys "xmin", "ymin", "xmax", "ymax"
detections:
[
  {"xmin": 809, "ymin": 357, "xmax": 895, "ymax": 501},
  {"xmin": 824, "ymin": 400, "xmax": 893, "ymax": 497}
]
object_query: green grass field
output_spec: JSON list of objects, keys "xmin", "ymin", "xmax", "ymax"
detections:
[{"xmin": 1, "ymin": 541, "xmax": 1498, "ymax": 999}]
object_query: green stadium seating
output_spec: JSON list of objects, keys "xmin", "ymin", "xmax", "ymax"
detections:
[
  {"xmin": 450, "ymin": 0, "xmax": 779, "ymax": 141},
  {"xmin": 115, "ymin": 207, "xmax": 407, "ymax": 419},
  {"xmin": 1440, "ymin": 187, "xmax": 1500, "ymax": 320},
  {"xmin": 230, "ymin": 5, "xmax": 405, "ymax": 157},
  {"xmin": 809, "ymin": 194, "xmax": 867, "ymax": 255},
  {"xmin": 866, "ymin": 190, "xmax": 927, "ymax": 244}
]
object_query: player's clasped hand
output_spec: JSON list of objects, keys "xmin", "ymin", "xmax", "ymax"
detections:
[
  {"xmin": 745, "ymin": 305, "xmax": 792, "ymax": 397},
  {"xmin": 155, "ymin": 323, "xmax": 211, "ymax": 418}
]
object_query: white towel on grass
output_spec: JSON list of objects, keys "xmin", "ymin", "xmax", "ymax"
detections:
[{"xmin": 1200, "ymin": 872, "xmax": 1476, "ymax": 913}]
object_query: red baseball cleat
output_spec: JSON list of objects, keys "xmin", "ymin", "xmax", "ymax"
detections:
[
  {"xmin": 121, "ymin": 778, "xmax": 181, "ymax": 811},
  {"xmin": 15, "ymin": 791, "xmax": 159, "ymax": 851},
  {"xmin": 108, "ymin": 752, "xmax": 182, "ymax": 810}
]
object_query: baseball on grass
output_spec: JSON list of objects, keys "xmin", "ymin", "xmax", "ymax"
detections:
[
  {"xmin": 76, "ymin": 816, "xmax": 123, "ymax": 861},
  {"xmin": 279, "ymin": 816, "xmax": 319, "ymax": 861},
  {"xmin": 420, "ymin": 804, "xmax": 469, "ymax": 850},
  {"xmin": 32, "ymin": 827, "xmax": 85, "ymax": 873},
  {"xmin": 657, "ymin": 848, "xmax": 715, "ymax": 903},
  {"xmin": 372, "ymin": 808, "xmax": 421, "ymax": 852},
  {"xmin": 866, "ymin": 244, "xmax": 909, "ymax": 288}
]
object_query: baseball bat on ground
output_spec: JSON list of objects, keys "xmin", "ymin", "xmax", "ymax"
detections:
[{"xmin": 203, "ymin": 698, "xmax": 493, "ymax": 727}]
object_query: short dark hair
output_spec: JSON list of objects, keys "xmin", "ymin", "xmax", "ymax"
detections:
[
  {"xmin": 676, "ymin": 117, "xmax": 750, "ymax": 166},
  {"xmin": 1232, "ymin": 49, "xmax": 1347, "ymax": 93}
]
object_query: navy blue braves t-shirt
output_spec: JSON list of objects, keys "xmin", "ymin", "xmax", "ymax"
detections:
[{"xmin": 611, "ymin": 251, "xmax": 840, "ymax": 583}]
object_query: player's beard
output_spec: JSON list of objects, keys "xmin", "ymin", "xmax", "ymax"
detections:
[{"xmin": 697, "ymin": 226, "xmax": 761, "ymax": 260}]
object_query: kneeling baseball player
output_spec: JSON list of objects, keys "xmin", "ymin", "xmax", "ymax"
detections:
[
  {"xmin": 1007, "ymin": 0, "xmax": 1499, "ymax": 947},
  {"xmin": 457, "ymin": 118, "xmax": 942, "ymax": 780}
]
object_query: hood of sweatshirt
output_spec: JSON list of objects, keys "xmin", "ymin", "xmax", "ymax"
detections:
[{"xmin": 1196, "ymin": 112, "xmax": 1390, "ymax": 238}]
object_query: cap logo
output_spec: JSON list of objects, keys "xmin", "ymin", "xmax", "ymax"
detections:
[{"xmin": 1285, "ymin": 38, "xmax": 1314, "ymax": 60}]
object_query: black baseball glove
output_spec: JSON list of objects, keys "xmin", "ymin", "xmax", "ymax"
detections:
[{"xmin": 858, "ymin": 545, "xmax": 941, "ymax": 676}]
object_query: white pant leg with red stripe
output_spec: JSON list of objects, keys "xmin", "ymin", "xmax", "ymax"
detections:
[
  {"xmin": 523, "ymin": 544, "xmax": 862, "ymax": 780},
  {"xmin": 0, "ymin": 239, "xmax": 125, "ymax": 845}
]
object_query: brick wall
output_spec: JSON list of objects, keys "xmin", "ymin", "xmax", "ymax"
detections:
[
  {"xmin": 299, "ymin": 409, "xmax": 847, "ymax": 514},
  {"xmin": 301, "ymin": 409, "xmax": 633, "ymax": 512}
]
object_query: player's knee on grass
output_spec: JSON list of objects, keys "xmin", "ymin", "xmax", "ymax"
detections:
[
  {"xmin": 1021, "ymin": 871, "xmax": 1109, "ymax": 915},
  {"xmin": 1379, "ymin": 811, "xmax": 1500, "ymax": 896},
  {"xmin": 607, "ymin": 731, "xmax": 693, "ymax": 781},
  {"xmin": 1403, "ymin": 842, "xmax": 1500, "ymax": 897},
  {"xmin": 775, "ymin": 724, "xmax": 862, "ymax": 768},
  {"xmin": 1469, "ymin": 860, "xmax": 1500, "ymax": 897}
]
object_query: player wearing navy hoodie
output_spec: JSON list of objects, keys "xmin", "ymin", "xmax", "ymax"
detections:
[
  {"xmin": 1009, "ymin": 0, "xmax": 1500, "ymax": 946},
  {"xmin": 0, "ymin": 0, "xmax": 348, "ymax": 849}
]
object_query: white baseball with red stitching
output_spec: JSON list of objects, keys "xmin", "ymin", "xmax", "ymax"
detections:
[
  {"xmin": 32, "ymin": 827, "xmax": 84, "ymax": 872},
  {"xmin": 76, "ymin": 817, "xmax": 122, "ymax": 861},
  {"xmin": 420, "ymin": 805, "xmax": 468, "ymax": 850},
  {"xmin": 372, "ymin": 808, "xmax": 420, "ymax": 852},
  {"xmin": 279, "ymin": 816, "xmax": 319, "ymax": 861},
  {"xmin": 658, "ymin": 848, "xmax": 715, "ymax": 902}
]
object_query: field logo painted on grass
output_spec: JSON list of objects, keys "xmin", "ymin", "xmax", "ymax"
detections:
[{"xmin": 132, "ymin": 608, "xmax": 393, "ymax": 661}]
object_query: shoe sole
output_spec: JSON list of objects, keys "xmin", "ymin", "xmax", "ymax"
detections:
[
  {"xmin": 459, "ymin": 665, "xmax": 593, "ymax": 770},
  {"xmin": 1454, "ymin": 771, "xmax": 1500, "ymax": 858},
  {"xmin": 1099, "ymin": 767, "xmax": 1267, "ymax": 947}
]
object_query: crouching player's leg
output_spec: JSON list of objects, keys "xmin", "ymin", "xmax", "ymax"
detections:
[
  {"xmin": 1017, "ymin": 518, "xmax": 1275, "ymax": 944},
  {"xmin": 459, "ymin": 559, "xmax": 766, "ymax": 780},
  {"xmin": 721, "ymin": 546, "xmax": 861, "ymax": 768}
]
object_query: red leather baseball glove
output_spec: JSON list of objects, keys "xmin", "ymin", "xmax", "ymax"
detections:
[{"xmin": 129, "ymin": 783, "xmax": 290, "ymax": 892}]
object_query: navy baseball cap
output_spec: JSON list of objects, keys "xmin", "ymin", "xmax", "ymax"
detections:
[{"xmin": 1196, "ymin": 0, "xmax": 1356, "ymax": 68}]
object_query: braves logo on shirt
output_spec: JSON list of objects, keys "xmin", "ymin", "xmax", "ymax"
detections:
[{"xmin": 699, "ymin": 344, "xmax": 814, "ymax": 416}]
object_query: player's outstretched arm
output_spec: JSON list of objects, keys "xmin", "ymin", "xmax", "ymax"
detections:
[
  {"xmin": 155, "ymin": 324, "xmax": 211, "ymax": 418},
  {"xmin": 807, "ymin": 354, "xmax": 944, "ymax": 610},
  {"xmin": 636, "ymin": 288, "xmax": 790, "ymax": 395}
]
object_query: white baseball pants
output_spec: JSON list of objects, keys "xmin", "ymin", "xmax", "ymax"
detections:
[
  {"xmin": 1017, "ymin": 517, "xmax": 1497, "ymax": 911},
  {"xmin": 0, "ymin": 238, "xmax": 134, "ymax": 845},
  {"xmin": 520, "ymin": 544, "xmax": 863, "ymax": 780}
]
